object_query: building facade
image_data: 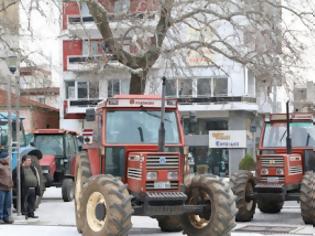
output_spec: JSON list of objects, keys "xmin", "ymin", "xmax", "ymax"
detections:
[{"xmin": 59, "ymin": 0, "xmax": 285, "ymax": 176}]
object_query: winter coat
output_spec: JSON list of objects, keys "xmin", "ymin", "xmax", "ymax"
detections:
[{"xmin": 0, "ymin": 157, "xmax": 14, "ymax": 191}]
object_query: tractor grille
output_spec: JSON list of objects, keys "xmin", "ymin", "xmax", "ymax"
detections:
[
  {"xmin": 146, "ymin": 156, "xmax": 179, "ymax": 169},
  {"xmin": 259, "ymin": 176, "xmax": 285, "ymax": 183},
  {"xmin": 259, "ymin": 156, "xmax": 284, "ymax": 167},
  {"xmin": 127, "ymin": 168, "xmax": 142, "ymax": 180},
  {"xmin": 289, "ymin": 166, "xmax": 303, "ymax": 175},
  {"xmin": 146, "ymin": 181, "xmax": 179, "ymax": 190}
]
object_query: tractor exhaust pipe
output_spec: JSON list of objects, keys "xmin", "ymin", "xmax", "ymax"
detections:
[
  {"xmin": 286, "ymin": 101, "xmax": 292, "ymax": 154},
  {"xmin": 159, "ymin": 77, "xmax": 166, "ymax": 152}
]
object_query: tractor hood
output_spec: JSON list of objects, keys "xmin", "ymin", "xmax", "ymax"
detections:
[{"xmin": 39, "ymin": 154, "xmax": 56, "ymax": 167}]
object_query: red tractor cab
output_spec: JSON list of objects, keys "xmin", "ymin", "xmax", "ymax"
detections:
[
  {"xmin": 231, "ymin": 106, "xmax": 315, "ymax": 225},
  {"xmin": 33, "ymin": 129, "xmax": 80, "ymax": 202},
  {"xmin": 74, "ymin": 79, "xmax": 236, "ymax": 236}
]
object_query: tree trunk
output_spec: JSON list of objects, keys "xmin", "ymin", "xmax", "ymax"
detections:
[{"xmin": 129, "ymin": 71, "xmax": 146, "ymax": 94}]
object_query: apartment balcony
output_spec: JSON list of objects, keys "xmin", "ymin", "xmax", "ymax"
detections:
[
  {"xmin": 67, "ymin": 54, "xmax": 118, "ymax": 72},
  {"xmin": 64, "ymin": 99, "xmax": 102, "ymax": 119},
  {"xmin": 66, "ymin": 12, "xmax": 158, "ymax": 38}
]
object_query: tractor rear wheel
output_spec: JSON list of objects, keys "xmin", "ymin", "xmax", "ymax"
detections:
[
  {"xmin": 74, "ymin": 153, "xmax": 91, "ymax": 233},
  {"xmin": 257, "ymin": 199, "xmax": 284, "ymax": 213},
  {"xmin": 231, "ymin": 171, "xmax": 256, "ymax": 222},
  {"xmin": 180, "ymin": 175, "xmax": 236, "ymax": 236},
  {"xmin": 62, "ymin": 178, "xmax": 74, "ymax": 202},
  {"xmin": 300, "ymin": 171, "xmax": 315, "ymax": 226},
  {"xmin": 80, "ymin": 175, "xmax": 133, "ymax": 236},
  {"xmin": 157, "ymin": 216, "xmax": 182, "ymax": 232}
]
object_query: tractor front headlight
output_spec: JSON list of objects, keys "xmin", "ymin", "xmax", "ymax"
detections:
[
  {"xmin": 167, "ymin": 171, "xmax": 178, "ymax": 180},
  {"xmin": 276, "ymin": 168, "xmax": 284, "ymax": 175},
  {"xmin": 146, "ymin": 172, "xmax": 157, "ymax": 181},
  {"xmin": 261, "ymin": 168, "xmax": 269, "ymax": 175}
]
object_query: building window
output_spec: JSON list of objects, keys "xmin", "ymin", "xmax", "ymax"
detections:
[
  {"xmin": 78, "ymin": 81, "xmax": 88, "ymax": 99},
  {"xmin": 213, "ymin": 78, "xmax": 228, "ymax": 96},
  {"xmin": 114, "ymin": 0, "xmax": 130, "ymax": 14},
  {"xmin": 197, "ymin": 78, "xmax": 211, "ymax": 97},
  {"xmin": 89, "ymin": 81, "xmax": 99, "ymax": 98},
  {"xmin": 179, "ymin": 79, "xmax": 192, "ymax": 97},
  {"xmin": 166, "ymin": 80, "xmax": 177, "ymax": 97},
  {"xmin": 108, "ymin": 80, "xmax": 120, "ymax": 97},
  {"xmin": 83, "ymin": 40, "xmax": 103, "ymax": 56},
  {"xmin": 38, "ymin": 96, "xmax": 46, "ymax": 104},
  {"xmin": 65, "ymin": 81, "xmax": 75, "ymax": 99}
]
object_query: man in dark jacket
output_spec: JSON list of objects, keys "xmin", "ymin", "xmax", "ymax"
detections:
[
  {"xmin": 13, "ymin": 155, "xmax": 40, "ymax": 219},
  {"xmin": 0, "ymin": 150, "xmax": 14, "ymax": 224}
]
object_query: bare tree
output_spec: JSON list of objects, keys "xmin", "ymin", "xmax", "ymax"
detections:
[{"xmin": 80, "ymin": 0, "xmax": 315, "ymax": 94}]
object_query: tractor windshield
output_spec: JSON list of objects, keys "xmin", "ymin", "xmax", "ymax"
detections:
[
  {"xmin": 263, "ymin": 122, "xmax": 315, "ymax": 148},
  {"xmin": 106, "ymin": 110, "xmax": 180, "ymax": 144},
  {"xmin": 34, "ymin": 135, "xmax": 64, "ymax": 156}
]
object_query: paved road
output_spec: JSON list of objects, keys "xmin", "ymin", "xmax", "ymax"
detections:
[{"xmin": 0, "ymin": 188, "xmax": 313, "ymax": 236}]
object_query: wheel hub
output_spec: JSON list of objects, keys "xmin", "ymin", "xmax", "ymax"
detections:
[
  {"xmin": 188, "ymin": 189, "xmax": 212, "ymax": 230},
  {"xmin": 86, "ymin": 192, "xmax": 107, "ymax": 232}
]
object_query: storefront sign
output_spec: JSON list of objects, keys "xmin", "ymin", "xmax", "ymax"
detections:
[{"xmin": 209, "ymin": 130, "xmax": 246, "ymax": 149}]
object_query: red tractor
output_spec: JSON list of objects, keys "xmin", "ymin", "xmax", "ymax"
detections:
[
  {"xmin": 74, "ymin": 79, "xmax": 236, "ymax": 236},
  {"xmin": 231, "ymin": 102, "xmax": 315, "ymax": 225},
  {"xmin": 33, "ymin": 129, "xmax": 80, "ymax": 202}
]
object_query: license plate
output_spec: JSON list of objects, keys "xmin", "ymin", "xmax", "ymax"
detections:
[
  {"xmin": 154, "ymin": 181, "xmax": 171, "ymax": 189},
  {"xmin": 267, "ymin": 177, "xmax": 279, "ymax": 183}
]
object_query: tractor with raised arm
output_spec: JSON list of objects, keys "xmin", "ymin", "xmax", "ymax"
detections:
[
  {"xmin": 231, "ymin": 102, "xmax": 315, "ymax": 226},
  {"xmin": 74, "ymin": 79, "xmax": 236, "ymax": 236}
]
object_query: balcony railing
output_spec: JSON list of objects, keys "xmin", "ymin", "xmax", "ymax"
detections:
[
  {"xmin": 166, "ymin": 96, "xmax": 256, "ymax": 105},
  {"xmin": 67, "ymin": 54, "xmax": 118, "ymax": 71}
]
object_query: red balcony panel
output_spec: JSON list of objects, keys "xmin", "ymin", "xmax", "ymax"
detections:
[
  {"xmin": 130, "ymin": 0, "xmax": 159, "ymax": 13},
  {"xmin": 63, "ymin": 2, "xmax": 80, "ymax": 30},
  {"xmin": 63, "ymin": 40, "xmax": 83, "ymax": 71}
]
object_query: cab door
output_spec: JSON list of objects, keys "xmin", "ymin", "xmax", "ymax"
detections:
[{"xmin": 65, "ymin": 134, "xmax": 77, "ymax": 177}]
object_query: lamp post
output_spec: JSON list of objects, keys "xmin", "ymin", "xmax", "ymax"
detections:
[{"xmin": 6, "ymin": 55, "xmax": 22, "ymax": 215}]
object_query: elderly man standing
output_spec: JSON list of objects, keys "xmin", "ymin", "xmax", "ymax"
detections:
[{"xmin": 0, "ymin": 150, "xmax": 14, "ymax": 224}]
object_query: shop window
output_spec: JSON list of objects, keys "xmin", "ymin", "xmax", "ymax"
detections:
[
  {"xmin": 166, "ymin": 79, "xmax": 177, "ymax": 97},
  {"xmin": 178, "ymin": 79, "xmax": 192, "ymax": 97},
  {"xmin": 78, "ymin": 82, "xmax": 88, "ymax": 99},
  {"xmin": 197, "ymin": 78, "xmax": 211, "ymax": 97},
  {"xmin": 65, "ymin": 81, "xmax": 75, "ymax": 99},
  {"xmin": 213, "ymin": 78, "xmax": 228, "ymax": 96}
]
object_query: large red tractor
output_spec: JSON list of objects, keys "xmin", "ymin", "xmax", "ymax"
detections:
[
  {"xmin": 33, "ymin": 129, "xmax": 80, "ymax": 202},
  {"xmin": 231, "ymin": 102, "xmax": 315, "ymax": 225},
  {"xmin": 74, "ymin": 79, "xmax": 236, "ymax": 236}
]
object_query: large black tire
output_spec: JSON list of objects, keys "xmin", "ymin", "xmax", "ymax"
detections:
[
  {"xmin": 30, "ymin": 155, "xmax": 46, "ymax": 197},
  {"xmin": 231, "ymin": 171, "xmax": 256, "ymax": 222},
  {"xmin": 257, "ymin": 199, "xmax": 284, "ymax": 213},
  {"xmin": 62, "ymin": 178, "xmax": 74, "ymax": 202},
  {"xmin": 300, "ymin": 171, "xmax": 315, "ymax": 226},
  {"xmin": 74, "ymin": 153, "xmax": 91, "ymax": 233},
  {"xmin": 157, "ymin": 216, "xmax": 182, "ymax": 232},
  {"xmin": 180, "ymin": 175, "xmax": 236, "ymax": 236},
  {"xmin": 80, "ymin": 175, "xmax": 133, "ymax": 236}
]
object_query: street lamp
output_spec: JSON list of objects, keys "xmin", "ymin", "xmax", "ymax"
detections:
[{"xmin": 5, "ymin": 55, "xmax": 22, "ymax": 215}]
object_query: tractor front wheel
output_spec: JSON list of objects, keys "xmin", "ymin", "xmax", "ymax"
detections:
[
  {"xmin": 300, "ymin": 171, "xmax": 315, "ymax": 226},
  {"xmin": 80, "ymin": 175, "xmax": 133, "ymax": 236},
  {"xmin": 74, "ymin": 153, "xmax": 91, "ymax": 233},
  {"xmin": 180, "ymin": 175, "xmax": 236, "ymax": 236},
  {"xmin": 62, "ymin": 178, "xmax": 74, "ymax": 202},
  {"xmin": 230, "ymin": 171, "xmax": 256, "ymax": 222},
  {"xmin": 157, "ymin": 216, "xmax": 182, "ymax": 232}
]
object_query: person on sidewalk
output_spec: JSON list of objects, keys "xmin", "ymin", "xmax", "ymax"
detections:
[
  {"xmin": 0, "ymin": 150, "xmax": 14, "ymax": 224},
  {"xmin": 13, "ymin": 155, "xmax": 40, "ymax": 219}
]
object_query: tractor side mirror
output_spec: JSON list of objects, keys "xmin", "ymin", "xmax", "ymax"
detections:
[{"xmin": 85, "ymin": 109, "xmax": 96, "ymax": 122}]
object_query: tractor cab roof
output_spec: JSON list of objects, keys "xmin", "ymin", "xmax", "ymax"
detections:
[
  {"xmin": 98, "ymin": 94, "xmax": 177, "ymax": 109},
  {"xmin": 264, "ymin": 113, "xmax": 314, "ymax": 123},
  {"xmin": 33, "ymin": 129, "xmax": 77, "ymax": 136}
]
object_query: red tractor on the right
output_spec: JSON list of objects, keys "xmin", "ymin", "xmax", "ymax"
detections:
[{"xmin": 231, "ymin": 102, "xmax": 315, "ymax": 225}]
